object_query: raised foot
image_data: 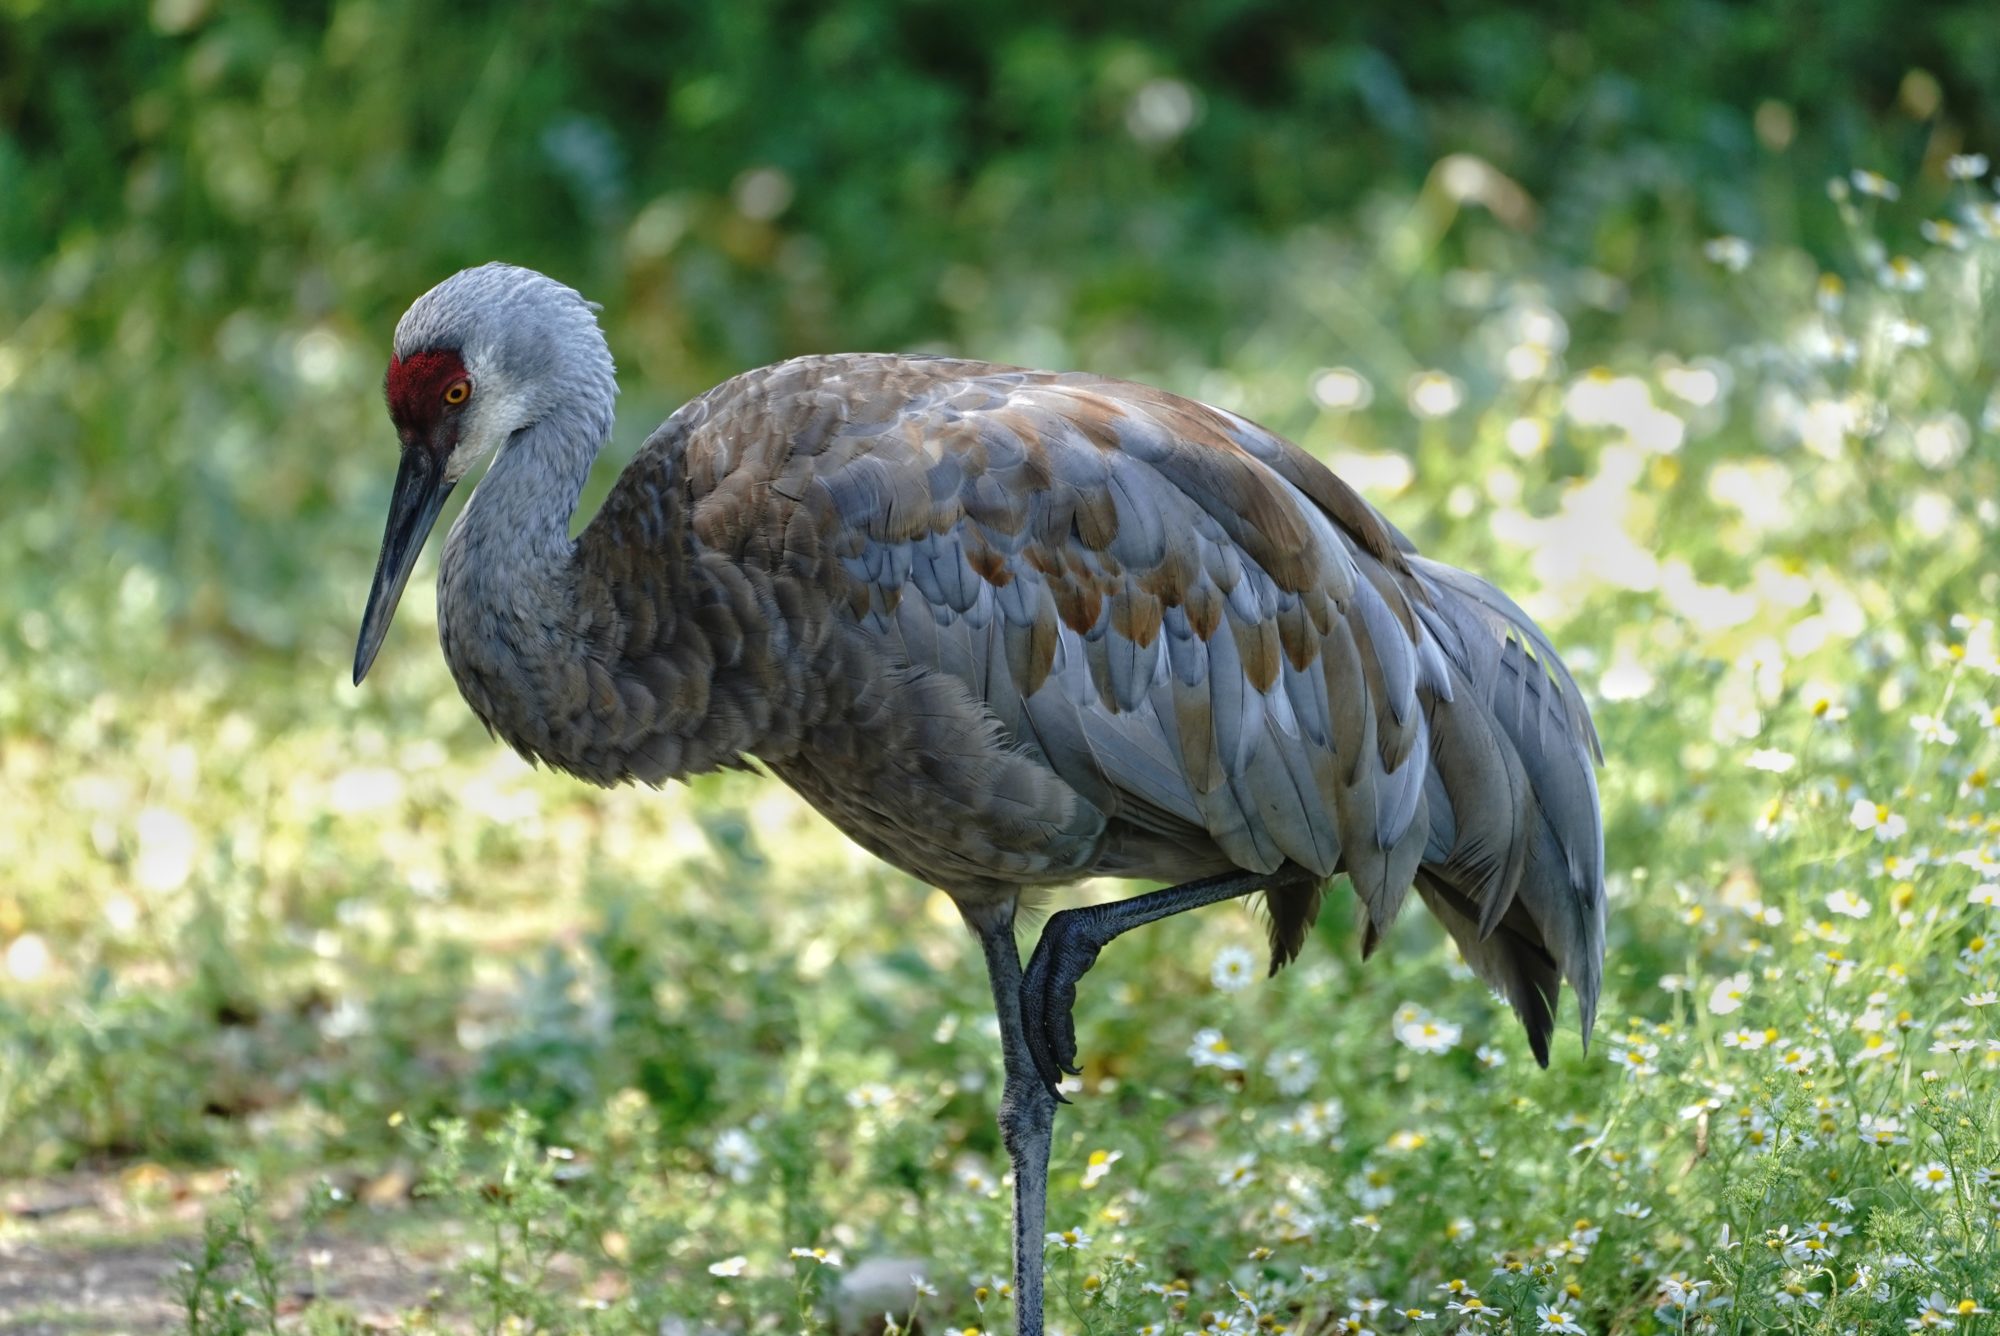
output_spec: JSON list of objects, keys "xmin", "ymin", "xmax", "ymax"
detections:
[
  {"xmin": 1014, "ymin": 871, "xmax": 1284, "ymax": 1106},
  {"xmin": 1018, "ymin": 907, "xmax": 1108, "ymax": 1100}
]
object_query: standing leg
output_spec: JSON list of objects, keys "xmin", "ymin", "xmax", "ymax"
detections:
[{"xmin": 964, "ymin": 899, "xmax": 1055, "ymax": 1336}]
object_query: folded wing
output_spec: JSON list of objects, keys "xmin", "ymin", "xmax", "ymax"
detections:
[{"xmin": 688, "ymin": 355, "xmax": 1606, "ymax": 1061}]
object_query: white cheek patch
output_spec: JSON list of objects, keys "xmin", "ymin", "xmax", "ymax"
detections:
[{"xmin": 443, "ymin": 357, "xmax": 536, "ymax": 483}]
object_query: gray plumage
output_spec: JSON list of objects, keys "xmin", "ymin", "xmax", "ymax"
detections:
[{"xmin": 356, "ymin": 263, "xmax": 1608, "ymax": 1333}]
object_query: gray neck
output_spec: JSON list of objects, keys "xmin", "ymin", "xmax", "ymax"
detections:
[
  {"xmin": 436, "ymin": 402, "xmax": 607, "ymax": 724},
  {"xmin": 448, "ymin": 403, "xmax": 604, "ymax": 586},
  {"xmin": 442, "ymin": 408, "xmax": 601, "ymax": 619}
]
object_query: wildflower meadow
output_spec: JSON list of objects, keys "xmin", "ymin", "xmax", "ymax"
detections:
[{"xmin": 4, "ymin": 6, "xmax": 2000, "ymax": 1333}]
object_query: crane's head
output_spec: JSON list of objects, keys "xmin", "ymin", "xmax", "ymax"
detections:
[{"xmin": 355, "ymin": 263, "xmax": 614, "ymax": 684}]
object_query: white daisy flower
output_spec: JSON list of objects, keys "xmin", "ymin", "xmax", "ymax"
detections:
[
  {"xmin": 1393, "ymin": 1005, "xmax": 1462, "ymax": 1054},
  {"xmin": 1912, "ymin": 1162, "xmax": 1954, "ymax": 1193},
  {"xmin": 1708, "ymin": 973, "xmax": 1752, "ymax": 1015},
  {"xmin": 1189, "ymin": 1027, "xmax": 1246, "ymax": 1071},
  {"xmin": 1210, "ymin": 944, "xmax": 1258, "ymax": 992}
]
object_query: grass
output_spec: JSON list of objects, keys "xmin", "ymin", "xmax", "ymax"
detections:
[{"xmin": 5, "ymin": 39, "xmax": 2000, "ymax": 1333}]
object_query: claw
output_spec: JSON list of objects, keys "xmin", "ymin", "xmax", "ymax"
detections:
[
  {"xmin": 1019, "ymin": 909, "xmax": 1108, "ymax": 1103},
  {"xmin": 1018, "ymin": 945, "xmax": 1070, "ymax": 1101}
]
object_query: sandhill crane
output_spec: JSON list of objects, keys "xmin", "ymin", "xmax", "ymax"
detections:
[{"xmin": 355, "ymin": 263, "xmax": 1605, "ymax": 1333}]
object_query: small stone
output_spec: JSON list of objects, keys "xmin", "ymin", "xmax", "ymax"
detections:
[{"xmin": 834, "ymin": 1257, "xmax": 933, "ymax": 1333}]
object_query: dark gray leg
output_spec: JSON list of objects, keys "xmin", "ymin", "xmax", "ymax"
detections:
[
  {"xmin": 1018, "ymin": 868, "xmax": 1313, "ymax": 1095},
  {"xmin": 964, "ymin": 899, "xmax": 1055, "ymax": 1336}
]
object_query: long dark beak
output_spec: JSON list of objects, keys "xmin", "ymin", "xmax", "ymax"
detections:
[{"xmin": 353, "ymin": 448, "xmax": 455, "ymax": 685}]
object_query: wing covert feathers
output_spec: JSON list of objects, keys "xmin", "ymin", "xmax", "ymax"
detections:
[{"xmin": 600, "ymin": 354, "xmax": 1604, "ymax": 1062}]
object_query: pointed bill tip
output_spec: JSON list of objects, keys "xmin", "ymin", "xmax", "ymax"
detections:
[{"xmin": 354, "ymin": 448, "xmax": 452, "ymax": 688}]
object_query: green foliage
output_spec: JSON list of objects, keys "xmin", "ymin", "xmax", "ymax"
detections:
[
  {"xmin": 176, "ymin": 1176, "xmax": 349, "ymax": 1335},
  {"xmin": 5, "ymin": 3, "xmax": 2000, "ymax": 1334},
  {"xmin": 414, "ymin": 1112, "xmax": 600, "ymax": 1332}
]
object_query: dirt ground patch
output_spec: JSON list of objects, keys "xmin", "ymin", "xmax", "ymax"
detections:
[{"xmin": 0, "ymin": 1173, "xmax": 447, "ymax": 1333}]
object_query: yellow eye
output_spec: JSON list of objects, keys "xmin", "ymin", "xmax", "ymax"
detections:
[{"xmin": 443, "ymin": 380, "xmax": 470, "ymax": 405}]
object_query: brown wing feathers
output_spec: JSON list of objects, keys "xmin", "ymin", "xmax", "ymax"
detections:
[{"xmin": 614, "ymin": 355, "xmax": 1603, "ymax": 1060}]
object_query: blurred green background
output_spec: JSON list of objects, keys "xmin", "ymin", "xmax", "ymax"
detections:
[
  {"xmin": 6, "ymin": 0, "xmax": 1998, "ymax": 662},
  {"xmin": 6, "ymin": 2, "xmax": 2000, "ymax": 1331},
  {"xmin": 2, "ymin": 0, "xmax": 1995, "ymax": 679}
]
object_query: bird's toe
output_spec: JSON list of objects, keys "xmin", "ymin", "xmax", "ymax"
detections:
[
  {"xmin": 1049, "ymin": 974, "xmax": 1082, "ymax": 1076},
  {"xmin": 1018, "ymin": 950, "xmax": 1071, "ymax": 1101},
  {"xmin": 1020, "ymin": 912, "xmax": 1107, "ymax": 1100}
]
